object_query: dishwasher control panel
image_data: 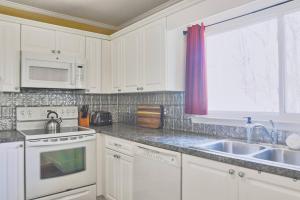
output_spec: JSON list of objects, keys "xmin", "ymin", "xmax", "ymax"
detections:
[{"xmin": 136, "ymin": 146, "xmax": 180, "ymax": 166}]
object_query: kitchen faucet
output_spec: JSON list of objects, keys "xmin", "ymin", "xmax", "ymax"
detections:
[{"xmin": 244, "ymin": 117, "xmax": 278, "ymax": 145}]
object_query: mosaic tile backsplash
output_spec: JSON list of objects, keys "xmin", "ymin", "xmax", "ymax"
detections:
[{"xmin": 0, "ymin": 89, "xmax": 294, "ymax": 145}]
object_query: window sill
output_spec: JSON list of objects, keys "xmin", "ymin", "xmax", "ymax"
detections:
[{"xmin": 188, "ymin": 114, "xmax": 300, "ymax": 132}]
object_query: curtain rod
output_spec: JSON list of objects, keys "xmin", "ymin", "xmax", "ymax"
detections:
[{"xmin": 183, "ymin": 0, "xmax": 294, "ymax": 35}]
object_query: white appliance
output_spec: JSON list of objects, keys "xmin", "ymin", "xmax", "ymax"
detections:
[
  {"xmin": 17, "ymin": 106, "xmax": 96, "ymax": 200},
  {"xmin": 21, "ymin": 51, "xmax": 86, "ymax": 89},
  {"xmin": 133, "ymin": 145, "xmax": 181, "ymax": 200}
]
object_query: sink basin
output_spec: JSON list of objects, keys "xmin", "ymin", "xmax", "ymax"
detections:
[
  {"xmin": 203, "ymin": 141, "xmax": 266, "ymax": 155},
  {"xmin": 253, "ymin": 149, "xmax": 300, "ymax": 167}
]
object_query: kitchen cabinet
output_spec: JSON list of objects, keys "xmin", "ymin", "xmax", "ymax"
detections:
[
  {"xmin": 105, "ymin": 136, "xmax": 133, "ymax": 200},
  {"xmin": 101, "ymin": 40, "xmax": 112, "ymax": 93},
  {"xmin": 86, "ymin": 38, "xmax": 112, "ymax": 94},
  {"xmin": 105, "ymin": 149, "xmax": 133, "ymax": 200},
  {"xmin": 22, "ymin": 25, "xmax": 85, "ymax": 59},
  {"xmin": 21, "ymin": 25, "xmax": 56, "ymax": 54},
  {"xmin": 111, "ymin": 37, "xmax": 123, "ymax": 93},
  {"xmin": 182, "ymin": 154, "xmax": 238, "ymax": 200},
  {"xmin": 239, "ymin": 167, "xmax": 300, "ymax": 200},
  {"xmin": 0, "ymin": 21, "xmax": 21, "ymax": 92},
  {"xmin": 0, "ymin": 142, "xmax": 24, "ymax": 200},
  {"xmin": 123, "ymin": 30, "xmax": 142, "ymax": 93},
  {"xmin": 56, "ymin": 31, "xmax": 85, "ymax": 58},
  {"xmin": 183, "ymin": 154, "xmax": 300, "ymax": 200},
  {"xmin": 110, "ymin": 18, "xmax": 184, "ymax": 93},
  {"xmin": 141, "ymin": 18, "xmax": 166, "ymax": 92},
  {"xmin": 97, "ymin": 134, "xmax": 105, "ymax": 196},
  {"xmin": 86, "ymin": 37, "xmax": 102, "ymax": 94}
]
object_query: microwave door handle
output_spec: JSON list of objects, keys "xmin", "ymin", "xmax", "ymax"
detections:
[{"xmin": 71, "ymin": 64, "xmax": 75, "ymax": 86}]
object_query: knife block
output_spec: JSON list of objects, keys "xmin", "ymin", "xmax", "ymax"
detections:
[{"xmin": 79, "ymin": 112, "xmax": 90, "ymax": 128}]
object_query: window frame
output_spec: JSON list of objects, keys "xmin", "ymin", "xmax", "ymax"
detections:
[{"xmin": 189, "ymin": 0, "xmax": 300, "ymax": 130}]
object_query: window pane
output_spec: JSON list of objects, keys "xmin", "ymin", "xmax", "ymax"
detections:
[
  {"xmin": 206, "ymin": 19, "xmax": 279, "ymax": 112},
  {"xmin": 285, "ymin": 11, "xmax": 300, "ymax": 113}
]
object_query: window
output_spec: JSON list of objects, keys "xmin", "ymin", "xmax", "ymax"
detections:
[
  {"xmin": 206, "ymin": 19, "xmax": 279, "ymax": 113},
  {"xmin": 204, "ymin": 7, "xmax": 300, "ymax": 121},
  {"xmin": 284, "ymin": 11, "xmax": 300, "ymax": 114}
]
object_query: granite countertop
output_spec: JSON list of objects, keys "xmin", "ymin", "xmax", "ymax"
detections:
[
  {"xmin": 0, "ymin": 130, "xmax": 25, "ymax": 144},
  {"xmin": 93, "ymin": 123, "xmax": 300, "ymax": 180}
]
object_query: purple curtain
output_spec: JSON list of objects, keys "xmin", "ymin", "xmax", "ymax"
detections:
[{"xmin": 185, "ymin": 23, "xmax": 208, "ymax": 115}]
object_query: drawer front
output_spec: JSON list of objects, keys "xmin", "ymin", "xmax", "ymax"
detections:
[{"xmin": 105, "ymin": 136, "xmax": 134, "ymax": 156}]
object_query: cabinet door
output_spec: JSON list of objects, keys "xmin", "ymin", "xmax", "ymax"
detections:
[
  {"xmin": 111, "ymin": 38, "xmax": 123, "ymax": 93},
  {"xmin": 56, "ymin": 31, "xmax": 85, "ymax": 58},
  {"xmin": 239, "ymin": 167, "xmax": 300, "ymax": 200},
  {"xmin": 141, "ymin": 18, "xmax": 166, "ymax": 92},
  {"xmin": 101, "ymin": 40, "xmax": 112, "ymax": 93},
  {"xmin": 0, "ymin": 21, "xmax": 20, "ymax": 92},
  {"xmin": 182, "ymin": 155, "xmax": 238, "ymax": 200},
  {"xmin": 119, "ymin": 154, "xmax": 133, "ymax": 200},
  {"xmin": 105, "ymin": 149, "xmax": 119, "ymax": 200},
  {"xmin": 123, "ymin": 30, "xmax": 141, "ymax": 93},
  {"xmin": 86, "ymin": 37, "xmax": 102, "ymax": 93},
  {"xmin": 0, "ymin": 142, "xmax": 24, "ymax": 200},
  {"xmin": 21, "ymin": 25, "xmax": 56, "ymax": 53}
]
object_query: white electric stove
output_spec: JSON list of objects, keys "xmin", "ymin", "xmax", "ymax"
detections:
[{"xmin": 17, "ymin": 106, "xmax": 96, "ymax": 200}]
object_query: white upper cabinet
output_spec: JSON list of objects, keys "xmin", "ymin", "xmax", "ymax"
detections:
[
  {"xmin": 21, "ymin": 25, "xmax": 55, "ymax": 54},
  {"xmin": 111, "ymin": 37, "xmax": 123, "ymax": 93},
  {"xmin": 101, "ymin": 40, "xmax": 112, "ymax": 93},
  {"xmin": 141, "ymin": 18, "xmax": 166, "ymax": 92},
  {"xmin": 86, "ymin": 37, "xmax": 102, "ymax": 93},
  {"xmin": 0, "ymin": 142, "xmax": 24, "ymax": 200},
  {"xmin": 0, "ymin": 21, "xmax": 21, "ymax": 92},
  {"xmin": 21, "ymin": 25, "xmax": 85, "ymax": 58},
  {"xmin": 56, "ymin": 31, "xmax": 85, "ymax": 58},
  {"xmin": 123, "ymin": 30, "xmax": 142, "ymax": 93},
  {"xmin": 110, "ymin": 17, "xmax": 184, "ymax": 93}
]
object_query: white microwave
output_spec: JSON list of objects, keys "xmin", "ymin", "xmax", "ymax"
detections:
[{"xmin": 21, "ymin": 51, "xmax": 86, "ymax": 89}]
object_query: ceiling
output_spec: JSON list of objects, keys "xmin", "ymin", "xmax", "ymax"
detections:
[{"xmin": 6, "ymin": 0, "xmax": 182, "ymax": 28}]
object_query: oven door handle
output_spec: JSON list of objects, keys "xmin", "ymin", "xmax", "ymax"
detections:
[{"xmin": 53, "ymin": 190, "xmax": 90, "ymax": 200}]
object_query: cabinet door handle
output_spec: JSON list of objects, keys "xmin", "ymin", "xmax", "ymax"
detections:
[
  {"xmin": 137, "ymin": 87, "xmax": 140, "ymax": 91},
  {"xmin": 51, "ymin": 50, "xmax": 55, "ymax": 54},
  {"xmin": 113, "ymin": 154, "xmax": 120, "ymax": 159},
  {"xmin": 140, "ymin": 87, "xmax": 144, "ymax": 91},
  {"xmin": 238, "ymin": 172, "xmax": 245, "ymax": 178},
  {"xmin": 15, "ymin": 87, "xmax": 19, "ymax": 91},
  {"xmin": 57, "ymin": 50, "xmax": 61, "ymax": 54},
  {"xmin": 228, "ymin": 169, "xmax": 235, "ymax": 175},
  {"xmin": 118, "ymin": 89, "xmax": 121, "ymax": 92}
]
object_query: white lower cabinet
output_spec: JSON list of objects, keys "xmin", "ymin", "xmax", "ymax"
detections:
[
  {"xmin": 105, "ymin": 148, "xmax": 133, "ymax": 200},
  {"xmin": 183, "ymin": 154, "xmax": 300, "ymax": 200},
  {"xmin": 182, "ymin": 154, "xmax": 238, "ymax": 200},
  {"xmin": 0, "ymin": 142, "xmax": 24, "ymax": 200},
  {"xmin": 239, "ymin": 167, "xmax": 300, "ymax": 200}
]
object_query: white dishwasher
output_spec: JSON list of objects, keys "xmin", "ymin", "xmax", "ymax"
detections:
[{"xmin": 133, "ymin": 144, "xmax": 181, "ymax": 200}]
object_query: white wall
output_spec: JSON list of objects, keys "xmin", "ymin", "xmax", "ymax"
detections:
[{"xmin": 167, "ymin": 0, "xmax": 256, "ymax": 30}]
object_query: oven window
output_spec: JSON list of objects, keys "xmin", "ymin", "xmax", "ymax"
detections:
[{"xmin": 40, "ymin": 147, "xmax": 86, "ymax": 179}]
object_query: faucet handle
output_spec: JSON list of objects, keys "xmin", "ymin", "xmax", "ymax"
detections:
[
  {"xmin": 270, "ymin": 120, "xmax": 276, "ymax": 129},
  {"xmin": 244, "ymin": 117, "xmax": 252, "ymax": 124}
]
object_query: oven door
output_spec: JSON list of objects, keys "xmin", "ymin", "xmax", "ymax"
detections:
[{"xmin": 25, "ymin": 135, "xmax": 96, "ymax": 200}]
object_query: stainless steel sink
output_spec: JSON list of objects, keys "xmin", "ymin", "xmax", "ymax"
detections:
[
  {"xmin": 253, "ymin": 149, "xmax": 300, "ymax": 167},
  {"xmin": 203, "ymin": 140, "xmax": 266, "ymax": 155}
]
